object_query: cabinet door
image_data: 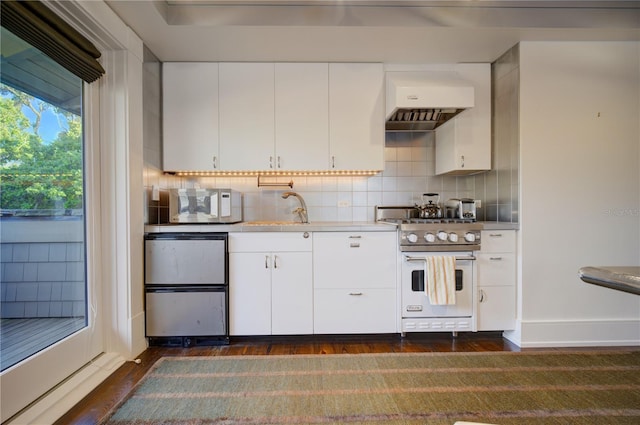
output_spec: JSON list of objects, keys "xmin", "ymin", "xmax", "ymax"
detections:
[
  {"xmin": 477, "ymin": 286, "xmax": 516, "ymax": 331},
  {"xmin": 271, "ymin": 252, "xmax": 313, "ymax": 335},
  {"xmin": 219, "ymin": 63, "xmax": 275, "ymax": 170},
  {"xmin": 435, "ymin": 63, "xmax": 491, "ymax": 175},
  {"xmin": 229, "ymin": 252, "xmax": 271, "ymax": 335},
  {"xmin": 163, "ymin": 63, "xmax": 219, "ymax": 171},
  {"xmin": 313, "ymin": 232, "xmax": 396, "ymax": 289},
  {"xmin": 275, "ymin": 63, "xmax": 329, "ymax": 171},
  {"xmin": 329, "ymin": 63, "xmax": 384, "ymax": 171}
]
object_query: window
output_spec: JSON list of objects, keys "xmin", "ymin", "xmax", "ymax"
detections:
[{"xmin": 0, "ymin": 26, "xmax": 87, "ymax": 370}]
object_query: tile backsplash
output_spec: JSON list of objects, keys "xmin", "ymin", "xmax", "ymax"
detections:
[{"xmin": 144, "ymin": 132, "xmax": 481, "ymax": 224}]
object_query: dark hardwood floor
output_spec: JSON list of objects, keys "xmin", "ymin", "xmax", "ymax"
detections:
[{"xmin": 52, "ymin": 332, "xmax": 530, "ymax": 424}]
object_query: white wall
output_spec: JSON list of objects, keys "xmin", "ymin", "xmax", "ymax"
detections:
[{"xmin": 508, "ymin": 41, "xmax": 640, "ymax": 347}]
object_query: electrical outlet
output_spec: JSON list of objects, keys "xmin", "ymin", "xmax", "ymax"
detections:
[
  {"xmin": 338, "ymin": 200, "xmax": 350, "ymax": 207},
  {"xmin": 474, "ymin": 199, "xmax": 481, "ymax": 208}
]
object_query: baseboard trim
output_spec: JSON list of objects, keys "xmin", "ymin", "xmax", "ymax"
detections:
[
  {"xmin": 6, "ymin": 352, "xmax": 125, "ymax": 425},
  {"xmin": 511, "ymin": 318, "xmax": 640, "ymax": 348}
]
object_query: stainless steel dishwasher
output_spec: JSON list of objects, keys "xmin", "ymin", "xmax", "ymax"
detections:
[{"xmin": 144, "ymin": 232, "xmax": 229, "ymax": 346}]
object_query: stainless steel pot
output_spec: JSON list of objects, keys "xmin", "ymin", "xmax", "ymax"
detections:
[{"xmin": 416, "ymin": 193, "xmax": 442, "ymax": 218}]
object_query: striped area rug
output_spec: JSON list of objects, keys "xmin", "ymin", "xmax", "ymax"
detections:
[{"xmin": 103, "ymin": 350, "xmax": 640, "ymax": 425}]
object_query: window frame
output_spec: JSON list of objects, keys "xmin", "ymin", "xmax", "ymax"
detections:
[{"xmin": 0, "ymin": 77, "xmax": 104, "ymax": 423}]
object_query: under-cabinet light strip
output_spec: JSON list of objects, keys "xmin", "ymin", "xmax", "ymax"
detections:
[{"xmin": 169, "ymin": 170, "xmax": 381, "ymax": 177}]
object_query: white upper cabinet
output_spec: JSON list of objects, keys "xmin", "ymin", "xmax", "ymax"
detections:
[
  {"xmin": 275, "ymin": 63, "xmax": 329, "ymax": 171},
  {"xmin": 435, "ymin": 63, "xmax": 491, "ymax": 176},
  {"xmin": 163, "ymin": 62, "xmax": 219, "ymax": 171},
  {"xmin": 329, "ymin": 63, "xmax": 385, "ymax": 171},
  {"xmin": 219, "ymin": 62, "xmax": 275, "ymax": 171},
  {"xmin": 163, "ymin": 62, "xmax": 384, "ymax": 172}
]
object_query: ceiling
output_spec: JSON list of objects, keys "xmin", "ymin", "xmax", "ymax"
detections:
[{"xmin": 105, "ymin": 1, "xmax": 640, "ymax": 64}]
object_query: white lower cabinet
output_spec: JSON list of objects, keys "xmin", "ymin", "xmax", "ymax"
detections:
[
  {"xmin": 313, "ymin": 232, "xmax": 397, "ymax": 334},
  {"xmin": 477, "ymin": 230, "xmax": 516, "ymax": 331},
  {"xmin": 314, "ymin": 288, "xmax": 396, "ymax": 334},
  {"xmin": 229, "ymin": 233, "xmax": 313, "ymax": 335}
]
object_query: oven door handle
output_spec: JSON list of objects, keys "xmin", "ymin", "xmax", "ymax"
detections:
[{"xmin": 404, "ymin": 255, "xmax": 476, "ymax": 262}]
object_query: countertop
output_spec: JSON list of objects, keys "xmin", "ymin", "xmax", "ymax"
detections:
[
  {"xmin": 578, "ymin": 266, "xmax": 640, "ymax": 295},
  {"xmin": 145, "ymin": 220, "xmax": 519, "ymax": 233},
  {"xmin": 145, "ymin": 221, "xmax": 398, "ymax": 233}
]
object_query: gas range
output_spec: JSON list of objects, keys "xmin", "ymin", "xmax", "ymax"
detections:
[{"xmin": 375, "ymin": 206, "xmax": 483, "ymax": 252}]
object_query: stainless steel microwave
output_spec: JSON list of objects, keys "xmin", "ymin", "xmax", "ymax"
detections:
[{"xmin": 169, "ymin": 188, "xmax": 242, "ymax": 223}]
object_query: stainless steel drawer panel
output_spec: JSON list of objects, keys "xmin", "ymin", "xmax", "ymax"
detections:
[
  {"xmin": 145, "ymin": 239, "xmax": 226, "ymax": 284},
  {"xmin": 146, "ymin": 289, "xmax": 226, "ymax": 336}
]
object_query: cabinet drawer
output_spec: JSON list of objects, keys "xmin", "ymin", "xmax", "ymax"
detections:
[
  {"xmin": 481, "ymin": 230, "xmax": 516, "ymax": 253},
  {"xmin": 313, "ymin": 232, "xmax": 396, "ymax": 289},
  {"xmin": 146, "ymin": 289, "xmax": 226, "ymax": 337},
  {"xmin": 477, "ymin": 253, "xmax": 516, "ymax": 287},
  {"xmin": 229, "ymin": 232, "xmax": 311, "ymax": 252},
  {"xmin": 314, "ymin": 288, "xmax": 396, "ymax": 334}
]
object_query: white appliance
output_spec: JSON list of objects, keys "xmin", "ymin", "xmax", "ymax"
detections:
[
  {"xmin": 376, "ymin": 206, "xmax": 482, "ymax": 335},
  {"xmin": 401, "ymin": 252, "xmax": 475, "ymax": 334}
]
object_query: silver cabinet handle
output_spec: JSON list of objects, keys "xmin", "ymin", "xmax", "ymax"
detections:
[
  {"xmin": 265, "ymin": 255, "xmax": 270, "ymax": 269},
  {"xmin": 303, "ymin": 232, "xmax": 310, "ymax": 239},
  {"xmin": 331, "ymin": 156, "xmax": 336, "ymax": 169},
  {"xmin": 273, "ymin": 255, "xmax": 278, "ymax": 269},
  {"xmin": 489, "ymin": 257, "xmax": 503, "ymax": 261},
  {"xmin": 461, "ymin": 155, "xmax": 465, "ymax": 168},
  {"xmin": 405, "ymin": 255, "xmax": 476, "ymax": 262},
  {"xmin": 479, "ymin": 289, "xmax": 486, "ymax": 303},
  {"xmin": 348, "ymin": 235, "xmax": 361, "ymax": 239},
  {"xmin": 349, "ymin": 292, "xmax": 363, "ymax": 296},
  {"xmin": 277, "ymin": 156, "xmax": 281, "ymax": 169},
  {"xmin": 350, "ymin": 243, "xmax": 360, "ymax": 248},
  {"xmin": 213, "ymin": 156, "xmax": 217, "ymax": 169},
  {"xmin": 269, "ymin": 156, "xmax": 274, "ymax": 169},
  {"xmin": 489, "ymin": 233, "xmax": 503, "ymax": 237}
]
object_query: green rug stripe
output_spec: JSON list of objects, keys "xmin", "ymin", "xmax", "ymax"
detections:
[
  {"xmin": 150, "ymin": 364, "xmax": 640, "ymax": 378},
  {"xmin": 131, "ymin": 384, "xmax": 640, "ymax": 399}
]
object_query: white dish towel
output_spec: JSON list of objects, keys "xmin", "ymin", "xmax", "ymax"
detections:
[{"xmin": 425, "ymin": 256, "xmax": 456, "ymax": 305}]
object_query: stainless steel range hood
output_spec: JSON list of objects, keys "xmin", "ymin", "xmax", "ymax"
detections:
[{"xmin": 386, "ymin": 71, "xmax": 475, "ymax": 132}]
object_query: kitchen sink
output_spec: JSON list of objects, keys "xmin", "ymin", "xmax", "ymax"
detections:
[{"xmin": 242, "ymin": 221, "xmax": 308, "ymax": 226}]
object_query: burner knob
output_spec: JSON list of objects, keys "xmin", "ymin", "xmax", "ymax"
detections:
[
  {"xmin": 437, "ymin": 231, "xmax": 448, "ymax": 241},
  {"xmin": 464, "ymin": 232, "xmax": 476, "ymax": 242},
  {"xmin": 407, "ymin": 233, "xmax": 419, "ymax": 243},
  {"xmin": 449, "ymin": 232, "xmax": 459, "ymax": 242},
  {"xmin": 424, "ymin": 233, "xmax": 436, "ymax": 243}
]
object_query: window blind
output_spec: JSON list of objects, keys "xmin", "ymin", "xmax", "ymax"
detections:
[{"xmin": 1, "ymin": 0, "xmax": 105, "ymax": 83}]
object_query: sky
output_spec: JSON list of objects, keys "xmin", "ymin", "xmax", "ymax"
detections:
[
  {"xmin": 22, "ymin": 106, "xmax": 68, "ymax": 143},
  {"xmin": 1, "ymin": 90, "xmax": 69, "ymax": 144}
]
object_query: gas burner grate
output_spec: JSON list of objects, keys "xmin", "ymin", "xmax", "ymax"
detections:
[{"xmin": 408, "ymin": 218, "xmax": 476, "ymax": 224}]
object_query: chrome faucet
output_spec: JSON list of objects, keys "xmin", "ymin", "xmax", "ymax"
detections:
[{"xmin": 281, "ymin": 191, "xmax": 308, "ymax": 223}]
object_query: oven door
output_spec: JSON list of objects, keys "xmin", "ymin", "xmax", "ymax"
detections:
[{"xmin": 401, "ymin": 253, "xmax": 474, "ymax": 318}]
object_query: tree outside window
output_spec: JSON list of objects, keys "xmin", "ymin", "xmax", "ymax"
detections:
[{"xmin": 1, "ymin": 83, "xmax": 83, "ymax": 214}]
